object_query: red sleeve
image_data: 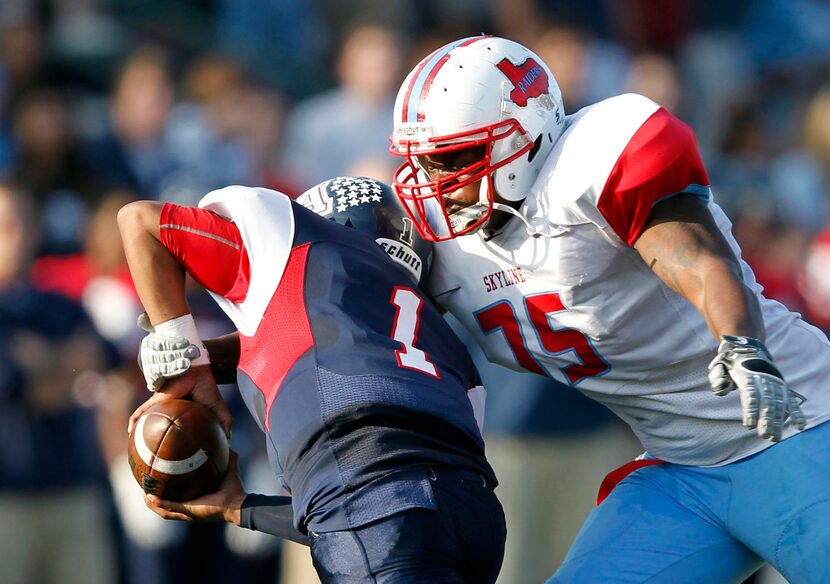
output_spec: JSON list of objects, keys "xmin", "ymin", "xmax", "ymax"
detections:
[
  {"xmin": 597, "ymin": 108, "xmax": 711, "ymax": 246},
  {"xmin": 159, "ymin": 203, "xmax": 251, "ymax": 302}
]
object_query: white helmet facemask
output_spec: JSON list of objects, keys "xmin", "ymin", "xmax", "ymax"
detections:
[{"xmin": 390, "ymin": 35, "xmax": 565, "ymax": 242}]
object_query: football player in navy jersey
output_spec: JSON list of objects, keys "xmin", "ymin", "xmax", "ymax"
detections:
[{"xmin": 118, "ymin": 177, "xmax": 504, "ymax": 584}]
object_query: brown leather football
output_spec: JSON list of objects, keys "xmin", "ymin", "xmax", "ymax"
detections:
[{"xmin": 128, "ymin": 398, "xmax": 229, "ymax": 502}]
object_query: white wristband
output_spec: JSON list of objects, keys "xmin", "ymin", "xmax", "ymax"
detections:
[{"xmin": 154, "ymin": 314, "xmax": 211, "ymax": 366}]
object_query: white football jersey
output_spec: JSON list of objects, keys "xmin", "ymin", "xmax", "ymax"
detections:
[{"xmin": 428, "ymin": 93, "xmax": 830, "ymax": 466}]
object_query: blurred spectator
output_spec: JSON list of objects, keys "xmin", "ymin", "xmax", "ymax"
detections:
[
  {"xmin": 741, "ymin": 0, "xmax": 830, "ymax": 149},
  {"xmin": 165, "ymin": 54, "xmax": 296, "ymax": 203},
  {"xmin": 49, "ymin": 0, "xmax": 126, "ymax": 79},
  {"xmin": 530, "ymin": 23, "xmax": 628, "ymax": 113},
  {"xmin": 31, "ymin": 190, "xmax": 142, "ymax": 353},
  {"xmin": 0, "ymin": 19, "xmax": 46, "ymax": 101},
  {"xmin": 10, "ymin": 89, "xmax": 92, "ymax": 205},
  {"xmin": 9, "ymin": 88, "xmax": 97, "ymax": 254},
  {"xmin": 802, "ymin": 84, "xmax": 830, "ymax": 141},
  {"xmin": 623, "ymin": 51, "xmax": 683, "ymax": 115},
  {"xmin": 769, "ymin": 84, "xmax": 830, "ymax": 231},
  {"xmin": 678, "ymin": 30, "xmax": 755, "ymax": 154},
  {"xmin": 83, "ymin": 46, "xmax": 178, "ymax": 198},
  {"xmin": 0, "ymin": 18, "xmax": 47, "ymax": 175},
  {"xmin": 29, "ymin": 185, "xmax": 283, "ymax": 584},
  {"xmin": 801, "ymin": 227, "xmax": 830, "ymax": 332},
  {"xmin": 315, "ymin": 0, "xmax": 417, "ymax": 46},
  {"xmin": 743, "ymin": 0, "xmax": 830, "ymax": 80},
  {"xmin": 216, "ymin": 0, "xmax": 327, "ymax": 97},
  {"xmin": 491, "ymin": 0, "xmax": 544, "ymax": 44},
  {"xmin": 605, "ymin": 0, "xmax": 697, "ymax": 53},
  {"xmin": 490, "ymin": 0, "xmax": 609, "ymax": 43},
  {"xmin": 487, "ymin": 380, "xmax": 641, "ymax": 584},
  {"xmin": 0, "ymin": 182, "xmax": 118, "ymax": 584},
  {"xmin": 796, "ymin": 85, "xmax": 830, "ymax": 327},
  {"xmin": 164, "ymin": 54, "xmax": 257, "ymax": 205},
  {"xmin": 740, "ymin": 219, "xmax": 810, "ymax": 313},
  {"xmin": 234, "ymin": 84, "xmax": 296, "ymax": 194},
  {"xmin": 723, "ymin": 85, "xmax": 830, "ymax": 313},
  {"xmin": 706, "ymin": 101, "xmax": 811, "ymax": 312},
  {"xmin": 532, "ymin": 25, "xmax": 592, "ymax": 112},
  {"xmin": 280, "ymin": 23, "xmax": 405, "ymax": 189},
  {"xmin": 708, "ymin": 101, "xmax": 776, "ymax": 221}
]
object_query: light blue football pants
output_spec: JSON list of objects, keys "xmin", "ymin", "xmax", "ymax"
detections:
[{"xmin": 548, "ymin": 420, "xmax": 830, "ymax": 584}]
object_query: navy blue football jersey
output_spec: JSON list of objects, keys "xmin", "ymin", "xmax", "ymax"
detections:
[{"xmin": 161, "ymin": 187, "xmax": 494, "ymax": 533}]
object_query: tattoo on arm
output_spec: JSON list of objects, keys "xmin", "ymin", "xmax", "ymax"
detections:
[
  {"xmin": 635, "ymin": 195, "xmax": 763, "ymax": 338},
  {"xmin": 641, "ymin": 234, "xmax": 704, "ymax": 297}
]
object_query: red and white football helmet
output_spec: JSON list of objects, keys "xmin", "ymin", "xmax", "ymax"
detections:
[{"xmin": 389, "ymin": 36, "xmax": 565, "ymax": 241}]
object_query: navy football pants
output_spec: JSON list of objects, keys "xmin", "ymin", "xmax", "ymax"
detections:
[{"xmin": 309, "ymin": 467, "xmax": 506, "ymax": 583}]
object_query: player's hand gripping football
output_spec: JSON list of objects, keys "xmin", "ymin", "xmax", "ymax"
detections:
[
  {"xmin": 131, "ymin": 313, "xmax": 233, "ymax": 438},
  {"xmin": 144, "ymin": 450, "xmax": 246, "ymax": 525},
  {"xmin": 128, "ymin": 365, "xmax": 233, "ymax": 439},
  {"xmin": 137, "ymin": 312, "xmax": 202, "ymax": 391},
  {"xmin": 707, "ymin": 336, "xmax": 807, "ymax": 442}
]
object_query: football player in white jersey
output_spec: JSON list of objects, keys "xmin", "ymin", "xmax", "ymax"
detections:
[{"xmin": 389, "ymin": 35, "xmax": 830, "ymax": 583}]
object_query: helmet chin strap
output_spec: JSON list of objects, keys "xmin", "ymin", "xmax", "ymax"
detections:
[
  {"xmin": 448, "ymin": 177, "xmax": 569, "ymax": 239},
  {"xmin": 489, "ymin": 201, "xmax": 569, "ymax": 239}
]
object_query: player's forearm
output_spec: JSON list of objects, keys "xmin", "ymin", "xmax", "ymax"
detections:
[
  {"xmin": 696, "ymin": 262, "xmax": 764, "ymax": 340},
  {"xmin": 648, "ymin": 247, "xmax": 764, "ymax": 340},
  {"xmin": 635, "ymin": 195, "xmax": 765, "ymax": 341},
  {"xmin": 118, "ymin": 201, "xmax": 190, "ymax": 325},
  {"xmin": 239, "ymin": 494, "xmax": 309, "ymax": 545},
  {"xmin": 204, "ymin": 333, "xmax": 241, "ymax": 383}
]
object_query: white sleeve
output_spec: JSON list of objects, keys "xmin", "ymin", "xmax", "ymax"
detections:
[{"xmin": 197, "ymin": 186, "xmax": 295, "ymax": 336}]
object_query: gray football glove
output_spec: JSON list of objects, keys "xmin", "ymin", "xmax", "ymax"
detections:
[
  {"xmin": 707, "ymin": 335, "xmax": 807, "ymax": 442},
  {"xmin": 137, "ymin": 313, "xmax": 202, "ymax": 391}
]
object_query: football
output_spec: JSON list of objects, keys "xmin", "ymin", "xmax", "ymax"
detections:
[{"xmin": 128, "ymin": 398, "xmax": 230, "ymax": 502}]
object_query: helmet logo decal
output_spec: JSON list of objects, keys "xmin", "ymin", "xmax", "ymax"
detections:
[
  {"xmin": 376, "ymin": 237, "xmax": 423, "ymax": 282},
  {"xmin": 328, "ymin": 177, "xmax": 384, "ymax": 212},
  {"xmin": 496, "ymin": 57, "xmax": 549, "ymax": 107},
  {"xmin": 295, "ymin": 183, "xmax": 334, "ymax": 216}
]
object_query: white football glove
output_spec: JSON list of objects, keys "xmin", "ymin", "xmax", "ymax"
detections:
[
  {"xmin": 707, "ymin": 335, "xmax": 807, "ymax": 442},
  {"xmin": 137, "ymin": 313, "xmax": 206, "ymax": 391}
]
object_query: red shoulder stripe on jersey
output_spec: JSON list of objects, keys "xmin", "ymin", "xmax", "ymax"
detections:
[
  {"xmin": 596, "ymin": 458, "xmax": 664, "ymax": 505},
  {"xmin": 159, "ymin": 203, "xmax": 251, "ymax": 302},
  {"xmin": 237, "ymin": 243, "xmax": 313, "ymax": 431},
  {"xmin": 597, "ymin": 108, "xmax": 710, "ymax": 246}
]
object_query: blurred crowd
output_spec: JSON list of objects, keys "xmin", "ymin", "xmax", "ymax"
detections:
[{"xmin": 2, "ymin": 0, "xmax": 830, "ymax": 583}]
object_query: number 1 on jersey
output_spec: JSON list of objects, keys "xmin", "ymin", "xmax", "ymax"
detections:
[{"xmin": 390, "ymin": 287, "xmax": 439, "ymax": 377}]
